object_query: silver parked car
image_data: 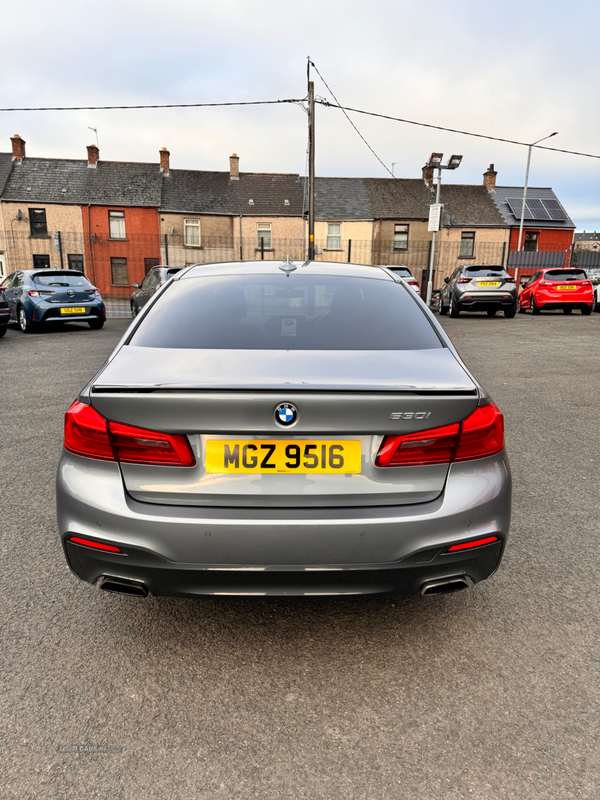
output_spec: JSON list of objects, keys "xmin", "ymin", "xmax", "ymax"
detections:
[
  {"xmin": 130, "ymin": 265, "xmax": 182, "ymax": 316},
  {"xmin": 57, "ymin": 260, "xmax": 511, "ymax": 599},
  {"xmin": 440, "ymin": 265, "xmax": 517, "ymax": 318}
]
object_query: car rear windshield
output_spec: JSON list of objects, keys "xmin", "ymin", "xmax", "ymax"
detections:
[
  {"xmin": 129, "ymin": 274, "xmax": 442, "ymax": 351},
  {"xmin": 543, "ymin": 270, "xmax": 587, "ymax": 282},
  {"xmin": 387, "ymin": 267, "xmax": 413, "ymax": 279},
  {"xmin": 34, "ymin": 272, "xmax": 90, "ymax": 287},
  {"xmin": 464, "ymin": 266, "xmax": 507, "ymax": 277}
]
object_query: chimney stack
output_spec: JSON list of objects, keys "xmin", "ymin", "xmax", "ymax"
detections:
[
  {"xmin": 230, "ymin": 153, "xmax": 239, "ymax": 180},
  {"xmin": 483, "ymin": 163, "xmax": 497, "ymax": 191},
  {"xmin": 422, "ymin": 164, "xmax": 434, "ymax": 188},
  {"xmin": 159, "ymin": 147, "xmax": 170, "ymax": 175},
  {"xmin": 11, "ymin": 134, "xmax": 26, "ymax": 163},
  {"xmin": 87, "ymin": 144, "xmax": 99, "ymax": 169}
]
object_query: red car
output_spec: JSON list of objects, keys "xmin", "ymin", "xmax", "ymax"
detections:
[{"xmin": 518, "ymin": 268, "xmax": 595, "ymax": 315}]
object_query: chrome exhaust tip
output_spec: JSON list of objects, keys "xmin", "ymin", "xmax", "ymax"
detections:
[
  {"xmin": 98, "ymin": 576, "xmax": 149, "ymax": 597},
  {"xmin": 420, "ymin": 577, "xmax": 470, "ymax": 596}
]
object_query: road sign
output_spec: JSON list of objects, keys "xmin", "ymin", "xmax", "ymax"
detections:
[
  {"xmin": 428, "ymin": 204, "xmax": 443, "ymax": 232},
  {"xmin": 53, "ymin": 233, "xmax": 60, "ymax": 251}
]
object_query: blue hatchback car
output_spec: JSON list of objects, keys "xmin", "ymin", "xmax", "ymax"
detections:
[{"xmin": 1, "ymin": 270, "xmax": 105, "ymax": 332}]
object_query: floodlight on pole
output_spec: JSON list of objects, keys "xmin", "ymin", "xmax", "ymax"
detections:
[
  {"xmin": 428, "ymin": 153, "xmax": 443, "ymax": 168},
  {"xmin": 447, "ymin": 154, "xmax": 463, "ymax": 169},
  {"xmin": 516, "ymin": 132, "xmax": 558, "ymax": 252}
]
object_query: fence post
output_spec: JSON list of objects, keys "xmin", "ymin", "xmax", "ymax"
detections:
[
  {"xmin": 57, "ymin": 231, "xmax": 64, "ymax": 270},
  {"xmin": 347, "ymin": 239, "xmax": 352, "ymax": 263},
  {"xmin": 164, "ymin": 233, "xmax": 169, "ymax": 266},
  {"xmin": 501, "ymin": 241, "xmax": 506, "ymax": 269},
  {"xmin": 261, "ymin": 238, "xmax": 264, "ymax": 260}
]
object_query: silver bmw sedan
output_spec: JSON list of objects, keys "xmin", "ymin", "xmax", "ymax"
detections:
[{"xmin": 56, "ymin": 260, "xmax": 511, "ymax": 598}]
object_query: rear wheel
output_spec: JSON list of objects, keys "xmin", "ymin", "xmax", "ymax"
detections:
[
  {"xmin": 504, "ymin": 303, "xmax": 517, "ymax": 319},
  {"xmin": 449, "ymin": 295, "xmax": 460, "ymax": 317},
  {"xmin": 439, "ymin": 297, "xmax": 448, "ymax": 315},
  {"xmin": 517, "ymin": 297, "xmax": 526, "ymax": 314},
  {"xmin": 581, "ymin": 304, "xmax": 592, "ymax": 316},
  {"xmin": 563, "ymin": 307, "xmax": 572, "ymax": 315},
  {"xmin": 88, "ymin": 318, "xmax": 105, "ymax": 329},
  {"xmin": 18, "ymin": 306, "xmax": 36, "ymax": 333},
  {"xmin": 486, "ymin": 309, "xmax": 497, "ymax": 317},
  {"xmin": 0, "ymin": 325, "xmax": 7, "ymax": 338},
  {"xmin": 531, "ymin": 296, "xmax": 540, "ymax": 315}
]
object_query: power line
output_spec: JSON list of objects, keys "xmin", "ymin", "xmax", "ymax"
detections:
[
  {"xmin": 0, "ymin": 99, "xmax": 303, "ymax": 112},
  {"xmin": 316, "ymin": 100, "xmax": 600, "ymax": 160},
  {"xmin": 309, "ymin": 60, "xmax": 431, "ymax": 212}
]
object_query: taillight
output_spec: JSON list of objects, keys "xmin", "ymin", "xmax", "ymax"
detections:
[
  {"xmin": 376, "ymin": 402, "xmax": 504, "ymax": 467},
  {"xmin": 64, "ymin": 400, "xmax": 196, "ymax": 466},
  {"xmin": 29, "ymin": 289, "xmax": 54, "ymax": 297},
  {"xmin": 457, "ymin": 278, "xmax": 472, "ymax": 284},
  {"xmin": 375, "ymin": 423, "xmax": 460, "ymax": 467},
  {"xmin": 110, "ymin": 421, "xmax": 195, "ymax": 466},
  {"xmin": 504, "ymin": 277, "xmax": 515, "ymax": 284},
  {"xmin": 581, "ymin": 280, "xmax": 592, "ymax": 287},
  {"xmin": 454, "ymin": 402, "xmax": 504, "ymax": 461},
  {"xmin": 540, "ymin": 281, "xmax": 551, "ymax": 287},
  {"xmin": 64, "ymin": 401, "xmax": 114, "ymax": 460}
]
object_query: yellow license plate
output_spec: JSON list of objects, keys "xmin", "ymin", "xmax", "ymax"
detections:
[
  {"xmin": 478, "ymin": 281, "xmax": 500, "ymax": 287},
  {"xmin": 60, "ymin": 307, "xmax": 86, "ymax": 314},
  {"xmin": 205, "ymin": 440, "xmax": 362, "ymax": 474},
  {"xmin": 557, "ymin": 285, "xmax": 577, "ymax": 291}
]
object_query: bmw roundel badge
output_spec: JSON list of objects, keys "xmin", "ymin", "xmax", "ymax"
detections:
[{"xmin": 275, "ymin": 402, "xmax": 297, "ymax": 426}]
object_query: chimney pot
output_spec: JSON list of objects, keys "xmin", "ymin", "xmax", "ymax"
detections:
[
  {"xmin": 422, "ymin": 164, "xmax": 434, "ymax": 188},
  {"xmin": 11, "ymin": 134, "xmax": 26, "ymax": 163},
  {"xmin": 87, "ymin": 144, "xmax": 99, "ymax": 168},
  {"xmin": 160, "ymin": 147, "xmax": 170, "ymax": 175},
  {"xmin": 483, "ymin": 163, "xmax": 497, "ymax": 191},
  {"xmin": 230, "ymin": 153, "xmax": 240, "ymax": 180}
]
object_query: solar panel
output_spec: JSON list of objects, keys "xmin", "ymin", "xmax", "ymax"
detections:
[
  {"xmin": 506, "ymin": 198, "xmax": 529, "ymax": 218},
  {"xmin": 541, "ymin": 198, "xmax": 567, "ymax": 221},
  {"xmin": 523, "ymin": 198, "xmax": 551, "ymax": 220}
]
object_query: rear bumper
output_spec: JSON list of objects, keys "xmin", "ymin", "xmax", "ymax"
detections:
[
  {"xmin": 534, "ymin": 290, "xmax": 594, "ymax": 309},
  {"xmin": 39, "ymin": 304, "xmax": 105, "ymax": 323},
  {"xmin": 56, "ymin": 450, "xmax": 512, "ymax": 597},
  {"xmin": 457, "ymin": 292, "xmax": 516, "ymax": 310}
]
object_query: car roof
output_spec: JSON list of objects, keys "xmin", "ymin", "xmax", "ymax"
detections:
[{"xmin": 181, "ymin": 261, "xmax": 395, "ymax": 281}]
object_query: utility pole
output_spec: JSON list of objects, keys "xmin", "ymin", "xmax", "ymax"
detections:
[
  {"xmin": 308, "ymin": 79, "xmax": 315, "ymax": 260},
  {"xmin": 426, "ymin": 170, "xmax": 442, "ymax": 306},
  {"xmin": 517, "ymin": 132, "xmax": 558, "ymax": 252}
]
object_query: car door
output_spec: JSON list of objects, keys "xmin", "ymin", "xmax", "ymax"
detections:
[
  {"xmin": 5, "ymin": 273, "xmax": 23, "ymax": 320},
  {"xmin": 139, "ymin": 270, "xmax": 159, "ymax": 309},
  {"xmin": 520, "ymin": 271, "xmax": 540, "ymax": 308},
  {"xmin": 443, "ymin": 268, "xmax": 460, "ymax": 303}
]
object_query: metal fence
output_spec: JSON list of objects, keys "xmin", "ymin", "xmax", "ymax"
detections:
[{"xmin": 0, "ymin": 228, "xmax": 576, "ymax": 316}]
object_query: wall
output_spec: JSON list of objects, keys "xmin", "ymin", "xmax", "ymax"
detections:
[
  {"xmin": 237, "ymin": 216, "xmax": 305, "ymax": 262},
  {"xmin": 509, "ymin": 227, "xmax": 574, "ymax": 268},
  {"xmin": 82, "ymin": 205, "xmax": 160, "ymax": 296},
  {"xmin": 315, "ymin": 219, "xmax": 373, "ymax": 264},
  {"xmin": 371, "ymin": 219, "xmax": 429, "ymax": 267},
  {"xmin": 0, "ymin": 201, "xmax": 85, "ymax": 274},
  {"xmin": 159, "ymin": 212, "xmax": 234, "ymax": 266}
]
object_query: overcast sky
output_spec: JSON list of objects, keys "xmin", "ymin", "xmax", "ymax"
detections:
[{"xmin": 2, "ymin": 0, "xmax": 599, "ymax": 229}]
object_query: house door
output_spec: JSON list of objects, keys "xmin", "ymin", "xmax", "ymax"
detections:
[
  {"xmin": 145, "ymin": 258, "xmax": 160, "ymax": 274},
  {"xmin": 33, "ymin": 254, "xmax": 51, "ymax": 269}
]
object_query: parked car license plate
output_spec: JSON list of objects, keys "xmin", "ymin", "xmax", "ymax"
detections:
[
  {"xmin": 557, "ymin": 285, "xmax": 577, "ymax": 291},
  {"xmin": 60, "ymin": 307, "xmax": 86, "ymax": 314},
  {"xmin": 478, "ymin": 281, "xmax": 500, "ymax": 287},
  {"xmin": 205, "ymin": 440, "xmax": 362, "ymax": 474}
]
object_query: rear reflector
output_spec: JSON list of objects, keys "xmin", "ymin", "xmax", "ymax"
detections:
[
  {"xmin": 64, "ymin": 400, "xmax": 196, "ymax": 466},
  {"xmin": 68, "ymin": 536, "xmax": 122, "ymax": 553},
  {"xmin": 376, "ymin": 402, "xmax": 504, "ymax": 467},
  {"xmin": 447, "ymin": 536, "xmax": 499, "ymax": 552}
]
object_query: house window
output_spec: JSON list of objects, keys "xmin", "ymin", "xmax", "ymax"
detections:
[
  {"xmin": 68, "ymin": 254, "xmax": 85, "ymax": 273},
  {"xmin": 144, "ymin": 258, "xmax": 160, "ymax": 274},
  {"xmin": 108, "ymin": 210, "xmax": 126, "ymax": 239},
  {"xmin": 29, "ymin": 209, "xmax": 48, "ymax": 238},
  {"xmin": 33, "ymin": 254, "xmax": 50, "ymax": 269},
  {"xmin": 257, "ymin": 223, "xmax": 272, "ymax": 249},
  {"xmin": 184, "ymin": 219, "xmax": 201, "ymax": 247},
  {"xmin": 111, "ymin": 257, "xmax": 129, "ymax": 285},
  {"xmin": 327, "ymin": 223, "xmax": 341, "ymax": 250},
  {"xmin": 393, "ymin": 224, "xmax": 409, "ymax": 251},
  {"xmin": 459, "ymin": 231, "xmax": 475, "ymax": 257},
  {"xmin": 524, "ymin": 232, "xmax": 538, "ymax": 252}
]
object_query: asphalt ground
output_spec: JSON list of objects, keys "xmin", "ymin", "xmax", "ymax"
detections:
[{"xmin": 1, "ymin": 311, "xmax": 599, "ymax": 800}]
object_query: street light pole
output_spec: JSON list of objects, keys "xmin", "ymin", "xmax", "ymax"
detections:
[
  {"xmin": 426, "ymin": 169, "xmax": 442, "ymax": 306},
  {"xmin": 516, "ymin": 132, "xmax": 558, "ymax": 252}
]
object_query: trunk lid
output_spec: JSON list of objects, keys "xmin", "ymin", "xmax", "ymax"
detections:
[{"xmin": 90, "ymin": 346, "xmax": 478, "ymax": 508}]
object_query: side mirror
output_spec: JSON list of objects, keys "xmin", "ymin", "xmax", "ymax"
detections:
[
  {"xmin": 131, "ymin": 283, "xmax": 140, "ymax": 289},
  {"xmin": 444, "ymin": 277, "xmax": 450, "ymax": 284},
  {"xmin": 521, "ymin": 280, "xmax": 529, "ymax": 287}
]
